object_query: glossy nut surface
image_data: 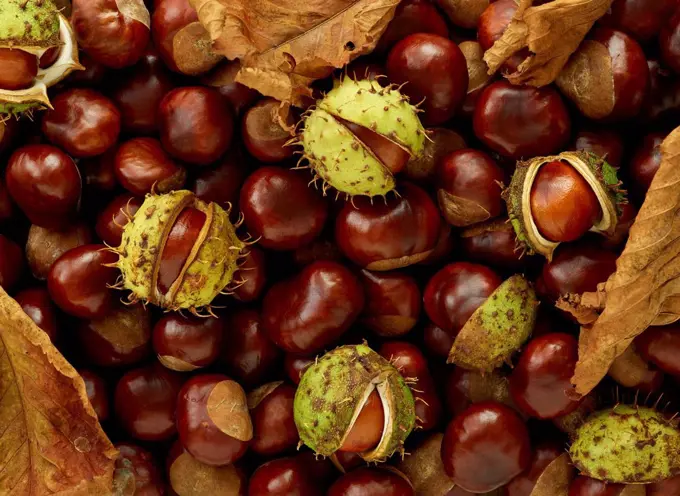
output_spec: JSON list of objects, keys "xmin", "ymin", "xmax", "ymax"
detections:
[
  {"xmin": 250, "ymin": 382, "xmax": 299, "ymax": 456},
  {"xmin": 153, "ymin": 314, "xmax": 223, "ymax": 371},
  {"xmin": 262, "ymin": 261, "xmax": 364, "ymax": 354},
  {"xmin": 115, "ymin": 443, "xmax": 166, "ymax": 496},
  {"xmin": 335, "ymin": 182, "xmax": 441, "ymax": 270},
  {"xmin": 328, "ymin": 467, "xmax": 415, "ymax": 496},
  {"xmin": 72, "ymin": 0, "xmax": 150, "ymax": 68},
  {"xmin": 159, "ymin": 86, "xmax": 235, "ymax": 166},
  {"xmin": 360, "ymin": 270, "xmax": 421, "ymax": 337},
  {"xmin": 441, "ymin": 401, "xmax": 531, "ymax": 493},
  {"xmin": 477, "ymin": 0, "xmax": 526, "ymax": 72},
  {"xmin": 240, "ymin": 166, "xmax": 328, "ymax": 251},
  {"xmin": 95, "ymin": 194, "xmax": 143, "ymax": 247},
  {"xmin": 15, "ymin": 287, "xmax": 59, "ymax": 341},
  {"xmin": 629, "ymin": 132, "xmax": 665, "ymax": 197},
  {"xmin": 571, "ymin": 129, "xmax": 624, "ymax": 168},
  {"xmin": 600, "ymin": 0, "xmax": 677, "ymax": 42},
  {"xmin": 80, "ymin": 369, "xmax": 110, "ymax": 421},
  {"xmin": 176, "ymin": 374, "xmax": 250, "ymax": 466},
  {"xmin": 459, "ymin": 220, "xmax": 527, "ymax": 271},
  {"xmin": 0, "ymin": 48, "xmax": 37, "ymax": 90},
  {"xmin": 504, "ymin": 441, "xmax": 562, "ymax": 496},
  {"xmin": 222, "ymin": 309, "xmax": 282, "ymax": 387},
  {"xmin": 248, "ymin": 457, "xmax": 324, "ymax": 496},
  {"xmin": 115, "ymin": 362, "xmax": 183, "ymax": 441},
  {"xmin": 191, "ymin": 153, "xmax": 249, "ymax": 212},
  {"xmin": 47, "ymin": 244, "xmax": 119, "ymax": 320},
  {"xmin": 114, "ymin": 137, "xmax": 186, "ymax": 196},
  {"xmin": 568, "ymin": 476, "xmax": 624, "ymax": 496},
  {"xmin": 473, "ymin": 81, "xmax": 570, "ymax": 159},
  {"xmin": 41, "ymin": 89, "xmax": 121, "ymax": 158},
  {"xmin": 242, "ymin": 98, "xmax": 296, "ymax": 163},
  {"xmin": 387, "ymin": 33, "xmax": 469, "ymax": 126},
  {"xmin": 424, "ymin": 262, "xmax": 501, "ymax": 335},
  {"xmin": 375, "ymin": 0, "xmax": 448, "ymax": 53},
  {"xmin": 6, "ymin": 144, "xmax": 82, "ymax": 229},
  {"xmin": 509, "ymin": 333, "xmax": 582, "ymax": 419},
  {"xmin": 233, "ymin": 246, "xmax": 267, "ymax": 303},
  {"xmin": 634, "ymin": 324, "xmax": 680, "ymax": 376}
]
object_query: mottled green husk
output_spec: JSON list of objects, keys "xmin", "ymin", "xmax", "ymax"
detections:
[
  {"xmin": 570, "ymin": 405, "xmax": 680, "ymax": 483},
  {"xmin": 301, "ymin": 77, "xmax": 426, "ymax": 197},
  {"xmin": 115, "ymin": 190, "xmax": 244, "ymax": 311},
  {"xmin": 294, "ymin": 344, "xmax": 416, "ymax": 461},
  {"xmin": 0, "ymin": 0, "xmax": 60, "ymax": 52},
  {"xmin": 505, "ymin": 151, "xmax": 623, "ymax": 260},
  {"xmin": 448, "ymin": 275, "xmax": 538, "ymax": 371}
]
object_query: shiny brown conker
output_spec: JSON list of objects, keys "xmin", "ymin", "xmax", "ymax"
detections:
[
  {"xmin": 153, "ymin": 313, "xmax": 223, "ymax": 371},
  {"xmin": 114, "ymin": 137, "xmax": 186, "ymax": 196}
]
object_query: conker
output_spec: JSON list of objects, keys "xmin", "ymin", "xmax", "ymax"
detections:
[
  {"xmin": 242, "ymin": 98, "xmax": 296, "ymax": 163},
  {"xmin": 661, "ymin": 10, "xmax": 680, "ymax": 75},
  {"xmin": 0, "ymin": 48, "xmax": 38, "ymax": 90},
  {"xmin": 153, "ymin": 313, "xmax": 223, "ymax": 371},
  {"xmin": 568, "ymin": 476, "xmax": 624, "ymax": 496},
  {"xmin": 339, "ymin": 389, "xmax": 385, "ymax": 453},
  {"xmin": 634, "ymin": 323, "xmax": 680, "ymax": 377},
  {"xmin": 26, "ymin": 223, "xmax": 93, "ymax": 281},
  {"xmin": 328, "ymin": 467, "xmax": 415, "ymax": 496},
  {"xmin": 360, "ymin": 270, "xmax": 421, "ymax": 337},
  {"xmin": 600, "ymin": 0, "xmax": 677, "ymax": 43},
  {"xmin": 15, "ymin": 287, "xmax": 59, "ymax": 341},
  {"xmin": 114, "ymin": 137, "xmax": 186, "ymax": 196},
  {"xmin": 158, "ymin": 86, "xmax": 235, "ymax": 166},
  {"xmin": 571, "ymin": 129, "xmax": 624, "ymax": 169},
  {"xmin": 95, "ymin": 194, "xmax": 143, "ymax": 247},
  {"xmin": 116, "ymin": 443, "xmax": 166, "ymax": 496},
  {"xmin": 387, "ymin": 33, "xmax": 469, "ymax": 126},
  {"xmin": 41, "ymin": 88, "xmax": 121, "ymax": 158},
  {"xmin": 248, "ymin": 457, "xmax": 324, "ymax": 496},
  {"xmin": 375, "ymin": 0, "xmax": 449, "ymax": 53},
  {"xmin": 80, "ymin": 369, "xmax": 110, "ymax": 421},
  {"xmin": 629, "ymin": 132, "xmax": 665, "ymax": 198},
  {"xmin": 249, "ymin": 382, "xmax": 299, "ymax": 456},
  {"xmin": 232, "ymin": 246, "xmax": 267, "ymax": 303}
]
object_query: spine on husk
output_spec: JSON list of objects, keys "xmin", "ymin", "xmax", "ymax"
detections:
[
  {"xmin": 298, "ymin": 77, "xmax": 427, "ymax": 198},
  {"xmin": 504, "ymin": 151, "xmax": 625, "ymax": 260},
  {"xmin": 0, "ymin": 1, "xmax": 83, "ymax": 117},
  {"xmin": 293, "ymin": 344, "xmax": 416, "ymax": 462},
  {"xmin": 111, "ymin": 190, "xmax": 246, "ymax": 314}
]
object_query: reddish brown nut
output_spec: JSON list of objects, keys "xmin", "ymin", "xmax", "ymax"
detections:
[
  {"xmin": 15, "ymin": 287, "xmax": 59, "ymax": 341},
  {"xmin": 80, "ymin": 369, "xmax": 110, "ymax": 422},
  {"xmin": 72, "ymin": 0, "xmax": 151, "ymax": 68},
  {"xmin": 661, "ymin": 10, "xmax": 680, "ymax": 75},
  {"xmin": 6, "ymin": 145, "xmax": 82, "ymax": 229},
  {"xmin": 473, "ymin": 81, "xmax": 571, "ymax": 160},
  {"xmin": 335, "ymin": 182, "xmax": 441, "ymax": 270},
  {"xmin": 600, "ymin": 0, "xmax": 677, "ymax": 43},
  {"xmin": 629, "ymin": 132, "xmax": 666, "ymax": 198},
  {"xmin": 423, "ymin": 321, "xmax": 455, "ymax": 358},
  {"xmin": 0, "ymin": 48, "xmax": 38, "ymax": 90},
  {"xmin": 191, "ymin": 153, "xmax": 249, "ymax": 214},
  {"xmin": 115, "ymin": 362, "xmax": 183, "ymax": 441},
  {"xmin": 459, "ymin": 41, "xmax": 493, "ymax": 119},
  {"xmin": 202, "ymin": 60, "xmax": 260, "ymax": 116},
  {"xmin": 529, "ymin": 160, "xmax": 601, "ymax": 243},
  {"xmin": 176, "ymin": 374, "xmax": 251, "ymax": 466},
  {"xmin": 158, "ymin": 86, "xmax": 235, "ymax": 166},
  {"xmin": 387, "ymin": 33, "xmax": 469, "ymax": 126},
  {"xmin": 41, "ymin": 89, "xmax": 121, "ymax": 158},
  {"xmin": 441, "ymin": 401, "xmax": 531, "ymax": 493},
  {"xmin": 568, "ymin": 476, "xmax": 624, "ymax": 496},
  {"xmin": 437, "ymin": 149, "xmax": 505, "ymax": 227},
  {"xmin": 78, "ymin": 303, "xmax": 151, "ymax": 367},
  {"xmin": 26, "ymin": 223, "xmax": 93, "ymax": 280},
  {"xmin": 240, "ymin": 166, "xmax": 328, "ymax": 251},
  {"xmin": 222, "ymin": 309, "xmax": 282, "ymax": 388},
  {"xmin": 477, "ymin": 0, "xmax": 527, "ymax": 72},
  {"xmin": 47, "ymin": 244, "xmax": 119, "ymax": 320},
  {"xmin": 232, "ymin": 247, "xmax": 267, "ymax": 303},
  {"xmin": 284, "ymin": 354, "xmax": 314, "ymax": 385},
  {"xmin": 328, "ymin": 467, "xmax": 415, "ymax": 496},
  {"xmin": 459, "ymin": 219, "xmax": 528, "ymax": 271},
  {"xmin": 115, "ymin": 443, "xmax": 166, "ymax": 496},
  {"xmin": 242, "ymin": 98, "xmax": 296, "ymax": 163},
  {"xmin": 248, "ymin": 382, "xmax": 299, "ymax": 456},
  {"xmin": 80, "ymin": 149, "xmax": 118, "ymax": 192},
  {"xmin": 248, "ymin": 457, "xmax": 326, "ymax": 496},
  {"xmin": 339, "ymin": 388, "xmax": 385, "ymax": 453},
  {"xmin": 114, "ymin": 137, "xmax": 186, "ymax": 196},
  {"xmin": 109, "ymin": 45, "xmax": 176, "ymax": 135},
  {"xmin": 360, "ymin": 270, "xmax": 421, "ymax": 337},
  {"xmin": 153, "ymin": 314, "xmax": 223, "ymax": 371},
  {"xmin": 444, "ymin": 368, "xmax": 515, "ymax": 417},
  {"xmin": 504, "ymin": 441, "xmax": 562, "ymax": 496},
  {"xmin": 375, "ymin": 0, "xmax": 449, "ymax": 53},
  {"xmin": 571, "ymin": 129, "xmax": 624, "ymax": 168},
  {"xmin": 404, "ymin": 128, "xmax": 466, "ymax": 184},
  {"xmin": 95, "ymin": 194, "xmax": 143, "ymax": 247},
  {"xmin": 634, "ymin": 323, "xmax": 680, "ymax": 377},
  {"xmin": 0, "ymin": 235, "xmax": 24, "ymax": 293},
  {"xmin": 424, "ymin": 262, "xmax": 502, "ymax": 335},
  {"xmin": 262, "ymin": 261, "xmax": 364, "ymax": 354},
  {"xmin": 509, "ymin": 333, "xmax": 582, "ymax": 419}
]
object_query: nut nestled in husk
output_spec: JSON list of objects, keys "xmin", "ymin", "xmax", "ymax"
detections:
[
  {"xmin": 294, "ymin": 343, "xmax": 416, "ymax": 462},
  {"xmin": 448, "ymin": 274, "xmax": 538, "ymax": 372},
  {"xmin": 570, "ymin": 405, "xmax": 680, "ymax": 484},
  {"xmin": 112, "ymin": 190, "xmax": 245, "ymax": 313},
  {"xmin": 505, "ymin": 151, "xmax": 624, "ymax": 260},
  {"xmin": 0, "ymin": 1, "xmax": 83, "ymax": 117},
  {"xmin": 300, "ymin": 77, "xmax": 427, "ymax": 198}
]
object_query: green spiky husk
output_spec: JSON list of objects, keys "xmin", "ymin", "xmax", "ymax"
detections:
[
  {"xmin": 505, "ymin": 151, "xmax": 624, "ymax": 260},
  {"xmin": 294, "ymin": 344, "xmax": 416, "ymax": 461},
  {"xmin": 115, "ymin": 190, "xmax": 245, "ymax": 312},
  {"xmin": 301, "ymin": 77, "xmax": 426, "ymax": 198},
  {"xmin": 0, "ymin": 0, "xmax": 60, "ymax": 53},
  {"xmin": 448, "ymin": 275, "xmax": 538, "ymax": 372},
  {"xmin": 570, "ymin": 405, "xmax": 680, "ymax": 483}
]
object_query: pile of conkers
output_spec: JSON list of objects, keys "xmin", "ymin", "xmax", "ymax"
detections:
[{"xmin": 2, "ymin": 0, "xmax": 680, "ymax": 494}]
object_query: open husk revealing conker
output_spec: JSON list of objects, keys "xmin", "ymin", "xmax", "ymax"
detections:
[
  {"xmin": 505, "ymin": 151, "xmax": 624, "ymax": 260},
  {"xmin": 112, "ymin": 190, "xmax": 245, "ymax": 313},
  {"xmin": 293, "ymin": 343, "xmax": 415, "ymax": 462},
  {"xmin": 299, "ymin": 77, "xmax": 426, "ymax": 198},
  {"xmin": 0, "ymin": 1, "xmax": 82, "ymax": 117},
  {"xmin": 448, "ymin": 274, "xmax": 538, "ymax": 372}
]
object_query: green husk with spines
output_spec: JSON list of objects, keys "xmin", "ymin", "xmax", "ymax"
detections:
[
  {"xmin": 294, "ymin": 344, "xmax": 416, "ymax": 461},
  {"xmin": 570, "ymin": 405, "xmax": 680, "ymax": 483},
  {"xmin": 0, "ymin": 0, "xmax": 60, "ymax": 53}
]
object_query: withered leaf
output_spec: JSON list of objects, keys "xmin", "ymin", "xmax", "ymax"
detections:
[
  {"xmin": 190, "ymin": 0, "xmax": 401, "ymax": 106},
  {"xmin": 0, "ymin": 287, "xmax": 118, "ymax": 495},
  {"xmin": 529, "ymin": 453, "xmax": 573, "ymax": 496},
  {"xmin": 484, "ymin": 0, "xmax": 614, "ymax": 87},
  {"xmin": 560, "ymin": 127, "xmax": 680, "ymax": 396}
]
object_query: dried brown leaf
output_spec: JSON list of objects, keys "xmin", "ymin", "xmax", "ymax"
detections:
[
  {"xmin": 529, "ymin": 453, "xmax": 574, "ymax": 496},
  {"xmin": 0, "ymin": 287, "xmax": 118, "ymax": 495},
  {"xmin": 189, "ymin": 0, "xmax": 401, "ymax": 105},
  {"xmin": 564, "ymin": 127, "xmax": 680, "ymax": 396},
  {"xmin": 483, "ymin": 0, "xmax": 614, "ymax": 87}
]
